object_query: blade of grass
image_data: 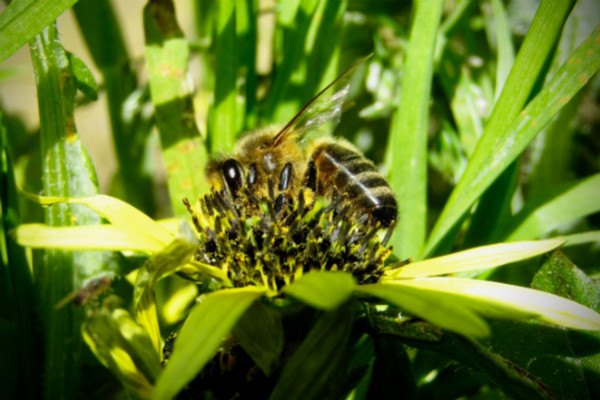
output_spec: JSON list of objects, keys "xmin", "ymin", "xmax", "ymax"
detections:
[
  {"xmin": 0, "ymin": 0, "xmax": 77, "ymax": 63},
  {"xmin": 72, "ymin": 0, "xmax": 156, "ymax": 213},
  {"xmin": 144, "ymin": 0, "xmax": 209, "ymax": 216},
  {"xmin": 424, "ymin": 1, "xmax": 591, "ymax": 258},
  {"xmin": 264, "ymin": 0, "xmax": 318, "ymax": 123},
  {"xmin": 208, "ymin": 0, "xmax": 238, "ymax": 153},
  {"xmin": 501, "ymin": 173, "xmax": 600, "ymax": 241},
  {"xmin": 236, "ymin": 0, "xmax": 258, "ymax": 129},
  {"xmin": 153, "ymin": 286, "xmax": 266, "ymax": 400},
  {"xmin": 385, "ymin": 0, "xmax": 444, "ymax": 259},
  {"xmin": 30, "ymin": 22, "xmax": 107, "ymax": 399}
]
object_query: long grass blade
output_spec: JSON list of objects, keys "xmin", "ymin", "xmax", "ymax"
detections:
[{"xmin": 385, "ymin": 0, "xmax": 444, "ymax": 259}]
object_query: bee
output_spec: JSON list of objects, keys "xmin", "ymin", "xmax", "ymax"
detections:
[{"xmin": 205, "ymin": 56, "xmax": 397, "ymax": 231}]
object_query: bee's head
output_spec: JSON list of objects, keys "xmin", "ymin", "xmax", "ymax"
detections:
[{"xmin": 235, "ymin": 127, "xmax": 295, "ymax": 173}]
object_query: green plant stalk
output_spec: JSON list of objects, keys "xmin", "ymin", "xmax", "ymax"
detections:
[
  {"xmin": 0, "ymin": 0, "xmax": 77, "ymax": 63},
  {"xmin": 209, "ymin": 0, "xmax": 238, "ymax": 152},
  {"xmin": 144, "ymin": 0, "xmax": 208, "ymax": 216},
  {"xmin": 72, "ymin": 0, "xmax": 156, "ymax": 214},
  {"xmin": 29, "ymin": 23, "xmax": 103, "ymax": 400},
  {"xmin": 424, "ymin": 0, "xmax": 577, "ymax": 257},
  {"xmin": 386, "ymin": 0, "xmax": 444, "ymax": 259}
]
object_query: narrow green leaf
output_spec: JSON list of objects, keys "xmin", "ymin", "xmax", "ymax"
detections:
[
  {"xmin": 209, "ymin": 0, "xmax": 238, "ymax": 152},
  {"xmin": 386, "ymin": 238, "xmax": 564, "ymax": 279},
  {"xmin": 487, "ymin": 0, "xmax": 515, "ymax": 99},
  {"xmin": 563, "ymin": 231, "xmax": 600, "ymax": 247},
  {"xmin": 394, "ymin": 277, "xmax": 600, "ymax": 331},
  {"xmin": 425, "ymin": 14, "xmax": 599, "ymax": 258},
  {"xmin": 14, "ymin": 223, "xmax": 165, "ymax": 253},
  {"xmin": 503, "ymin": 174, "xmax": 600, "ymax": 241},
  {"xmin": 144, "ymin": 0, "xmax": 208, "ymax": 216},
  {"xmin": 270, "ymin": 301, "xmax": 354, "ymax": 400},
  {"xmin": 357, "ymin": 282, "xmax": 491, "ymax": 338},
  {"xmin": 82, "ymin": 303, "xmax": 162, "ymax": 399},
  {"xmin": 385, "ymin": 0, "xmax": 444, "ymax": 259},
  {"xmin": 132, "ymin": 238, "xmax": 198, "ymax": 354},
  {"xmin": 22, "ymin": 193, "xmax": 174, "ymax": 246},
  {"xmin": 0, "ymin": 0, "xmax": 78, "ymax": 63},
  {"xmin": 232, "ymin": 300, "xmax": 284, "ymax": 376},
  {"xmin": 283, "ymin": 271, "xmax": 356, "ymax": 310},
  {"xmin": 153, "ymin": 287, "xmax": 266, "ymax": 400}
]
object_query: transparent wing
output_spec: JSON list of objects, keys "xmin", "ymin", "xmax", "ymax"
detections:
[{"xmin": 271, "ymin": 54, "xmax": 371, "ymax": 147}]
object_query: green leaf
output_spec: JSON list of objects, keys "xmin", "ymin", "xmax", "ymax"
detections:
[
  {"xmin": 528, "ymin": 251, "xmax": 600, "ymax": 398},
  {"xmin": 132, "ymin": 238, "xmax": 198, "ymax": 355},
  {"xmin": 270, "ymin": 301, "xmax": 354, "ymax": 400},
  {"xmin": 385, "ymin": 0, "xmax": 444, "ymax": 259},
  {"xmin": 22, "ymin": 193, "xmax": 174, "ymax": 246},
  {"xmin": 532, "ymin": 250, "xmax": 600, "ymax": 313},
  {"xmin": 283, "ymin": 271, "xmax": 356, "ymax": 310},
  {"xmin": 144, "ymin": 0, "xmax": 208, "ymax": 216},
  {"xmin": 14, "ymin": 223, "xmax": 166, "ymax": 253},
  {"xmin": 232, "ymin": 299, "xmax": 284, "ymax": 376},
  {"xmin": 425, "ymin": 1, "xmax": 581, "ymax": 257},
  {"xmin": 153, "ymin": 286, "xmax": 266, "ymax": 400},
  {"xmin": 386, "ymin": 238, "xmax": 564, "ymax": 279},
  {"xmin": 67, "ymin": 52, "xmax": 98, "ymax": 101},
  {"xmin": 0, "ymin": 0, "xmax": 78, "ymax": 63},
  {"xmin": 209, "ymin": 0, "xmax": 238, "ymax": 152},
  {"xmin": 391, "ymin": 277, "xmax": 600, "ymax": 331},
  {"xmin": 82, "ymin": 301, "xmax": 162, "ymax": 399},
  {"xmin": 357, "ymin": 282, "xmax": 491, "ymax": 338},
  {"xmin": 488, "ymin": 320, "xmax": 596, "ymax": 400},
  {"xmin": 503, "ymin": 174, "xmax": 600, "ymax": 241}
]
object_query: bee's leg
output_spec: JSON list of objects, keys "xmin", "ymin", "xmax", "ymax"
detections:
[
  {"xmin": 220, "ymin": 159, "xmax": 245, "ymax": 198},
  {"xmin": 274, "ymin": 193, "xmax": 287, "ymax": 216},
  {"xmin": 303, "ymin": 161, "xmax": 318, "ymax": 192},
  {"xmin": 382, "ymin": 220, "xmax": 396, "ymax": 247},
  {"xmin": 278, "ymin": 162, "xmax": 293, "ymax": 191}
]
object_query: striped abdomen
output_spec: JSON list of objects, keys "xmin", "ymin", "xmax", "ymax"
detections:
[{"xmin": 308, "ymin": 140, "xmax": 397, "ymax": 227}]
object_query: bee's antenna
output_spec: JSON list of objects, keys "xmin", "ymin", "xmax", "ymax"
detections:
[{"xmin": 270, "ymin": 54, "xmax": 373, "ymax": 149}]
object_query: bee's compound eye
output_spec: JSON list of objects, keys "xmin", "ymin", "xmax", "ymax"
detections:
[{"xmin": 221, "ymin": 159, "xmax": 244, "ymax": 195}]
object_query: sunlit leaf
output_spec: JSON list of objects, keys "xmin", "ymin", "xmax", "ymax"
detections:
[
  {"xmin": 22, "ymin": 193, "xmax": 173, "ymax": 245},
  {"xmin": 386, "ymin": 239, "xmax": 564, "ymax": 279},
  {"xmin": 283, "ymin": 271, "xmax": 356, "ymax": 310},
  {"xmin": 392, "ymin": 278, "xmax": 600, "ymax": 331},
  {"xmin": 14, "ymin": 223, "xmax": 165, "ymax": 253},
  {"xmin": 357, "ymin": 283, "xmax": 491, "ymax": 338}
]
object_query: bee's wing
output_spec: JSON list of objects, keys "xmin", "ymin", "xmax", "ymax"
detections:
[
  {"xmin": 291, "ymin": 83, "xmax": 350, "ymax": 136},
  {"xmin": 271, "ymin": 55, "xmax": 371, "ymax": 147}
]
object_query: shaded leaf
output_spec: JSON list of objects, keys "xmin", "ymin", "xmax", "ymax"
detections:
[{"xmin": 153, "ymin": 286, "xmax": 266, "ymax": 400}]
